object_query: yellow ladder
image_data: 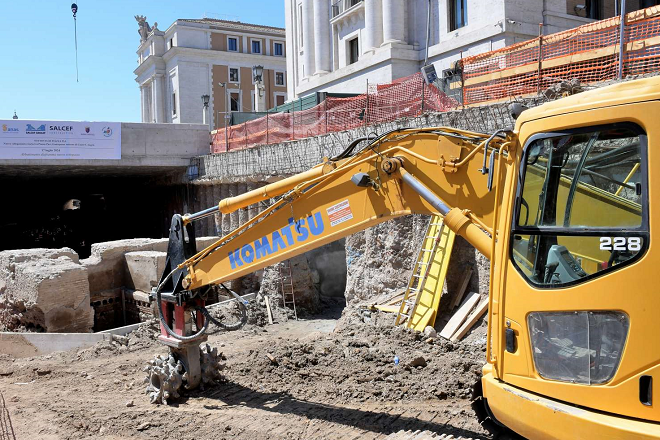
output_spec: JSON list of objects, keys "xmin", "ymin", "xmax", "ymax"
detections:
[
  {"xmin": 279, "ymin": 259, "xmax": 297, "ymax": 320},
  {"xmin": 395, "ymin": 215, "xmax": 456, "ymax": 331}
]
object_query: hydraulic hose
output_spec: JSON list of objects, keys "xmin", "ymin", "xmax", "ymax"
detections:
[
  {"xmin": 200, "ymin": 284, "xmax": 248, "ymax": 331},
  {"xmin": 154, "ymin": 269, "xmax": 247, "ymax": 341}
]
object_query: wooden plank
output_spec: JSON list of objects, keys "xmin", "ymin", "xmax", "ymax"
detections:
[
  {"xmin": 439, "ymin": 292, "xmax": 480, "ymax": 340},
  {"xmin": 374, "ymin": 304, "xmax": 409, "ymax": 314},
  {"xmin": 449, "ymin": 267, "xmax": 473, "ymax": 310},
  {"xmin": 450, "ymin": 297, "xmax": 489, "ymax": 342},
  {"xmin": 264, "ymin": 296, "xmax": 274, "ymax": 325}
]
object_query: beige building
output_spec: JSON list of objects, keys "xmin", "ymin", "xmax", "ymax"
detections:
[{"xmin": 134, "ymin": 17, "xmax": 287, "ymax": 130}]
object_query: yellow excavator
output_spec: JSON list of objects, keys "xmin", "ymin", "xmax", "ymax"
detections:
[{"xmin": 146, "ymin": 76, "xmax": 659, "ymax": 439}]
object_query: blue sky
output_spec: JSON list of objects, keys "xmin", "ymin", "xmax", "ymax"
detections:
[{"xmin": 0, "ymin": 1, "xmax": 285, "ymax": 123}]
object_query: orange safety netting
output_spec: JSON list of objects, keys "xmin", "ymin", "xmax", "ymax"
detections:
[
  {"xmin": 211, "ymin": 72, "xmax": 457, "ymax": 153},
  {"xmin": 461, "ymin": 6, "xmax": 660, "ymax": 105}
]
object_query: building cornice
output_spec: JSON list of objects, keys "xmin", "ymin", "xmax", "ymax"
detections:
[
  {"xmin": 162, "ymin": 46, "xmax": 287, "ymax": 67},
  {"xmin": 298, "ymin": 43, "xmax": 417, "ymax": 94},
  {"xmin": 133, "ymin": 55, "xmax": 166, "ymax": 79},
  {"xmin": 330, "ymin": 1, "xmax": 365, "ymax": 27}
]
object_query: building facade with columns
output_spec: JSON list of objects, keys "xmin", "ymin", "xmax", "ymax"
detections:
[
  {"xmin": 285, "ymin": 0, "xmax": 654, "ymax": 100},
  {"xmin": 134, "ymin": 17, "xmax": 287, "ymax": 130}
]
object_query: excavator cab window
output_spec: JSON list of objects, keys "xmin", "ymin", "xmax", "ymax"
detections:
[{"xmin": 512, "ymin": 123, "xmax": 648, "ymax": 287}]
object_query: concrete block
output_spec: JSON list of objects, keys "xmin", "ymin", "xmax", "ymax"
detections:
[
  {"xmin": 0, "ymin": 251, "xmax": 93, "ymax": 333},
  {"xmin": 125, "ymin": 251, "xmax": 167, "ymax": 292},
  {"xmin": 82, "ymin": 238, "xmax": 169, "ymax": 294},
  {"xmin": 196, "ymin": 236, "xmax": 221, "ymax": 251}
]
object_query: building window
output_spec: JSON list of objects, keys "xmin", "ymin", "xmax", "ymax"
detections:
[
  {"xmin": 168, "ymin": 38, "xmax": 174, "ymax": 50},
  {"xmin": 348, "ymin": 37, "xmax": 359, "ymax": 64},
  {"xmin": 172, "ymin": 92, "xmax": 177, "ymax": 116},
  {"xmin": 228, "ymin": 37, "xmax": 238, "ymax": 51},
  {"xmin": 275, "ymin": 71, "xmax": 285, "ymax": 86},
  {"xmin": 449, "ymin": 0, "xmax": 467, "ymax": 31},
  {"xmin": 230, "ymin": 92, "xmax": 240, "ymax": 112},
  {"xmin": 252, "ymin": 40, "xmax": 261, "ymax": 54},
  {"xmin": 229, "ymin": 67, "xmax": 239, "ymax": 83},
  {"xmin": 274, "ymin": 42, "xmax": 284, "ymax": 56},
  {"xmin": 276, "ymin": 94, "xmax": 285, "ymax": 106}
]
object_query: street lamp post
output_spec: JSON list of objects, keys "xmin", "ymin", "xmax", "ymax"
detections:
[
  {"xmin": 218, "ymin": 82, "xmax": 230, "ymax": 152},
  {"xmin": 201, "ymin": 94, "xmax": 210, "ymax": 127},
  {"xmin": 252, "ymin": 65, "xmax": 266, "ymax": 112}
]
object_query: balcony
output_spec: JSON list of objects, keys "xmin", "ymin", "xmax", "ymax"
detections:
[{"xmin": 331, "ymin": 0, "xmax": 363, "ymax": 18}]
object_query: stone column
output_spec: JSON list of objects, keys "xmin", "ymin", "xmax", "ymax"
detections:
[
  {"xmin": 364, "ymin": 0, "xmax": 383, "ymax": 52},
  {"xmin": 152, "ymin": 75, "xmax": 163, "ymax": 123},
  {"xmin": 382, "ymin": 0, "xmax": 405, "ymax": 44},
  {"xmin": 143, "ymin": 81, "xmax": 152, "ymax": 122},
  {"xmin": 212, "ymin": 185, "xmax": 222, "ymax": 236},
  {"xmin": 140, "ymin": 86, "xmax": 147, "ymax": 122},
  {"xmin": 220, "ymin": 185, "xmax": 231, "ymax": 237},
  {"xmin": 302, "ymin": 0, "xmax": 315, "ymax": 78},
  {"xmin": 313, "ymin": 0, "xmax": 331, "ymax": 74}
]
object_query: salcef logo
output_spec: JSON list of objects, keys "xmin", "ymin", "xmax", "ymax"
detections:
[
  {"xmin": 227, "ymin": 213, "xmax": 325, "ymax": 270},
  {"xmin": 49, "ymin": 125, "xmax": 74, "ymax": 134},
  {"xmin": 2, "ymin": 124, "xmax": 18, "ymax": 133},
  {"xmin": 102, "ymin": 126, "xmax": 113, "ymax": 137},
  {"xmin": 85, "ymin": 126, "xmax": 90, "ymax": 133},
  {"xmin": 26, "ymin": 124, "xmax": 46, "ymax": 134}
]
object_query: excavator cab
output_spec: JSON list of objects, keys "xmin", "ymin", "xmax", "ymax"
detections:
[{"xmin": 483, "ymin": 79, "xmax": 659, "ymax": 439}]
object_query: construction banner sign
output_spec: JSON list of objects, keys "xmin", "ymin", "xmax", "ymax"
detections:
[{"xmin": 0, "ymin": 120, "xmax": 121, "ymax": 160}]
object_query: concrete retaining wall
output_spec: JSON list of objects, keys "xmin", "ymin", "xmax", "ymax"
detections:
[
  {"xmin": 0, "ymin": 332, "xmax": 112, "ymax": 358},
  {"xmin": 195, "ymin": 103, "xmax": 520, "ymax": 184}
]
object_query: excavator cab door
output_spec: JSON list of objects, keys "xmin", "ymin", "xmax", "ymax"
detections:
[{"xmin": 497, "ymin": 101, "xmax": 659, "ymax": 425}]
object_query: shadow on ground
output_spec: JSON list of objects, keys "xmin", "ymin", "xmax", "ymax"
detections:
[{"xmin": 191, "ymin": 381, "xmax": 490, "ymax": 438}]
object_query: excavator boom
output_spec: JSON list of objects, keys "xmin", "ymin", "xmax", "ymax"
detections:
[{"xmin": 181, "ymin": 127, "xmax": 510, "ymax": 291}]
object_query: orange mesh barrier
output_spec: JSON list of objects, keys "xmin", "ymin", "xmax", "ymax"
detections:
[
  {"xmin": 211, "ymin": 73, "xmax": 456, "ymax": 153},
  {"xmin": 462, "ymin": 6, "xmax": 660, "ymax": 105}
]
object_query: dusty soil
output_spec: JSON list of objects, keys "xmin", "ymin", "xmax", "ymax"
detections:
[{"xmin": 0, "ymin": 305, "xmax": 512, "ymax": 440}]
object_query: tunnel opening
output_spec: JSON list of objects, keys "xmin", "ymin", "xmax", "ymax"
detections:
[{"xmin": 0, "ymin": 172, "xmax": 188, "ymax": 258}]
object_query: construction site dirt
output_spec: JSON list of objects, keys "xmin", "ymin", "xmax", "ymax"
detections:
[{"xmin": 0, "ymin": 303, "xmax": 518, "ymax": 440}]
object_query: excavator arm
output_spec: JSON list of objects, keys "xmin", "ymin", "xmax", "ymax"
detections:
[
  {"xmin": 149, "ymin": 127, "xmax": 513, "ymax": 397},
  {"xmin": 182, "ymin": 127, "xmax": 510, "ymax": 290}
]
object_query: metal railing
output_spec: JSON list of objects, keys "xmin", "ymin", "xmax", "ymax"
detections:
[{"xmin": 331, "ymin": 0, "xmax": 363, "ymax": 18}]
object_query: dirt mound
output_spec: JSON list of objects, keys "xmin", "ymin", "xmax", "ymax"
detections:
[
  {"xmin": 75, "ymin": 320, "xmax": 161, "ymax": 361},
  {"xmin": 224, "ymin": 308, "xmax": 487, "ymax": 405}
]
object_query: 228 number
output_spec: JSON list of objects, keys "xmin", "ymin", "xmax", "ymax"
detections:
[{"xmin": 599, "ymin": 237, "xmax": 642, "ymax": 251}]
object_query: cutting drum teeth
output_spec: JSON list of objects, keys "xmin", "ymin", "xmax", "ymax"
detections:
[
  {"xmin": 199, "ymin": 343, "xmax": 226, "ymax": 390},
  {"xmin": 143, "ymin": 354, "xmax": 185, "ymax": 405},
  {"xmin": 143, "ymin": 344, "xmax": 225, "ymax": 404}
]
